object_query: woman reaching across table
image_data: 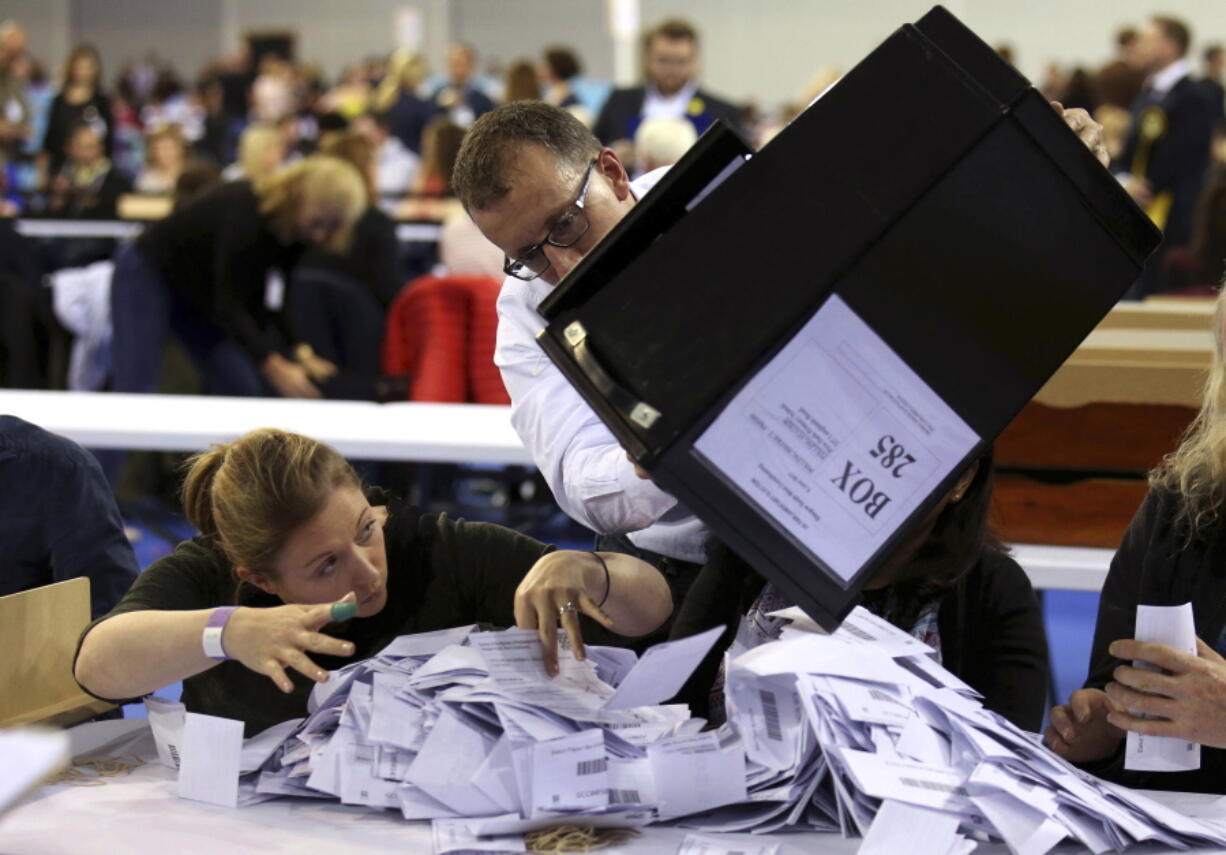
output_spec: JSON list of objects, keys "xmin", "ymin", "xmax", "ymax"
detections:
[{"xmin": 75, "ymin": 428, "xmax": 672, "ymax": 735}]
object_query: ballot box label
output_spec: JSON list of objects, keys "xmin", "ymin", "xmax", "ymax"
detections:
[{"xmin": 693, "ymin": 294, "xmax": 979, "ymax": 584}]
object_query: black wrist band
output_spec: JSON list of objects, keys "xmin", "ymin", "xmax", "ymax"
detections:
[{"xmin": 592, "ymin": 551, "xmax": 611, "ymax": 608}]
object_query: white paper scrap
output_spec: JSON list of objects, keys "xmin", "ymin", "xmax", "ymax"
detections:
[
  {"xmin": 527, "ymin": 728, "xmax": 608, "ymax": 815},
  {"xmin": 432, "ymin": 815, "xmax": 526, "ymax": 854},
  {"xmin": 0, "ymin": 728, "xmax": 69, "ymax": 815},
  {"xmin": 676, "ymin": 832, "xmax": 780, "ymax": 855},
  {"xmin": 648, "ymin": 731, "xmax": 747, "ymax": 819},
  {"xmin": 177, "ymin": 712, "xmax": 244, "ymax": 807},
  {"xmin": 605, "ymin": 626, "xmax": 723, "ymax": 710},
  {"xmin": 144, "ymin": 696, "xmax": 186, "ymax": 770},
  {"xmin": 857, "ymin": 799, "xmax": 961, "ymax": 855}
]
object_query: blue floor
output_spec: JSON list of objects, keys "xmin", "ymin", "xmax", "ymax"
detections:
[{"xmin": 1044, "ymin": 589, "xmax": 1101, "ymax": 711}]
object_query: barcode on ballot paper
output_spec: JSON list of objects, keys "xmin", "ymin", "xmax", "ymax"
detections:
[
  {"xmin": 868, "ymin": 688, "xmax": 907, "ymax": 707},
  {"xmin": 900, "ymin": 777, "xmax": 968, "ymax": 797},
  {"xmin": 758, "ymin": 689, "xmax": 783, "ymax": 741},
  {"xmin": 842, "ymin": 623, "xmax": 874, "ymax": 641},
  {"xmin": 608, "ymin": 788, "xmax": 641, "ymax": 804},
  {"xmin": 577, "ymin": 758, "xmax": 607, "ymax": 776}
]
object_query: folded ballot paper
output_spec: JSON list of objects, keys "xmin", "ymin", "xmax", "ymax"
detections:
[
  {"xmin": 1126, "ymin": 603, "xmax": 1200, "ymax": 773},
  {"xmin": 157, "ymin": 619, "xmax": 1226, "ymax": 854}
]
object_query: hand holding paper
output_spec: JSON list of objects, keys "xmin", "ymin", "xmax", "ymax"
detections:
[
  {"xmin": 1101, "ymin": 603, "xmax": 1202, "ymax": 772},
  {"xmin": 1108, "ymin": 636, "xmax": 1226, "ymax": 751},
  {"xmin": 513, "ymin": 551, "xmax": 616, "ymax": 674},
  {"xmin": 512, "ymin": 551, "xmax": 671, "ymax": 677}
]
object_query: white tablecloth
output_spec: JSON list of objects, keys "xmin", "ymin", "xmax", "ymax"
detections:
[{"xmin": 4, "ymin": 721, "xmax": 1226, "ymax": 854}]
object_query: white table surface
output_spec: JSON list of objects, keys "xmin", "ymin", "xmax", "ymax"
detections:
[
  {"xmin": 0, "ymin": 390, "xmax": 532, "ymax": 465},
  {"xmin": 4, "ymin": 721, "xmax": 1226, "ymax": 855}
]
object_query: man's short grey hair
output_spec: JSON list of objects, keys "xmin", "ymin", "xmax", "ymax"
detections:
[{"xmin": 452, "ymin": 101, "xmax": 600, "ymax": 213}]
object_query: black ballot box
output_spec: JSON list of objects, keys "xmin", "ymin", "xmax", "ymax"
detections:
[{"xmin": 535, "ymin": 5, "xmax": 1161, "ymax": 630}]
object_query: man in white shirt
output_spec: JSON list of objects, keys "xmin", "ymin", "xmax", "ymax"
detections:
[
  {"xmin": 452, "ymin": 102, "xmax": 708, "ymax": 635},
  {"xmin": 451, "ymin": 100, "xmax": 1110, "ymax": 622}
]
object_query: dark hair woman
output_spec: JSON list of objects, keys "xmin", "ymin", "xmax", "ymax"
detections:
[
  {"xmin": 669, "ymin": 448, "xmax": 1050, "ymax": 731},
  {"xmin": 41, "ymin": 43, "xmax": 113, "ymax": 181}
]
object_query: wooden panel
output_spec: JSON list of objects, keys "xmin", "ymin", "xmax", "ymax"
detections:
[
  {"xmin": 991, "ymin": 474, "xmax": 1148, "ymax": 548},
  {"xmin": 1033, "ymin": 359, "xmax": 1206, "ymax": 408},
  {"xmin": 117, "ymin": 193, "xmax": 172, "ymax": 221},
  {"xmin": 0, "ymin": 578, "xmax": 113, "ymax": 727},
  {"xmin": 997, "ymin": 401, "xmax": 1194, "ymax": 472},
  {"xmin": 1072, "ymin": 328, "xmax": 1212, "ymax": 365},
  {"xmin": 1098, "ymin": 299, "xmax": 1214, "ymax": 331}
]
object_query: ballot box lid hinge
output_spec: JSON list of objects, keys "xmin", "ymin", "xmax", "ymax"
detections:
[{"xmin": 564, "ymin": 321, "xmax": 663, "ymax": 431}]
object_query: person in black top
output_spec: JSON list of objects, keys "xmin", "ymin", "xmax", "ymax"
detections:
[
  {"xmin": 74, "ymin": 428, "xmax": 672, "ymax": 736},
  {"xmin": 540, "ymin": 47, "xmax": 585, "ymax": 112},
  {"xmin": 1199, "ymin": 45, "xmax": 1226, "ymax": 133},
  {"xmin": 1113, "ymin": 16, "xmax": 1217, "ymax": 295},
  {"xmin": 0, "ymin": 217, "xmax": 51, "ymax": 388},
  {"xmin": 0, "ymin": 415, "xmax": 139, "ymax": 619},
  {"xmin": 40, "ymin": 44, "xmax": 113, "ymax": 182},
  {"xmin": 314, "ymin": 130, "xmax": 403, "ymax": 309},
  {"xmin": 43, "ymin": 123, "xmax": 130, "ymax": 220},
  {"xmin": 1046, "ymin": 289, "xmax": 1226, "ymax": 794},
  {"xmin": 592, "ymin": 20, "xmax": 743, "ymax": 151},
  {"xmin": 376, "ymin": 50, "xmax": 433, "ymax": 156},
  {"xmin": 668, "ymin": 449, "xmax": 1051, "ymax": 732},
  {"xmin": 431, "ymin": 43, "xmax": 495, "ymax": 128},
  {"xmin": 287, "ymin": 131, "xmax": 402, "ymax": 400},
  {"xmin": 108, "ymin": 155, "xmax": 366, "ymax": 406}
]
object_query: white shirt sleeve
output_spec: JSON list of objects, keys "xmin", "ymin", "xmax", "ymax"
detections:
[{"xmin": 494, "ymin": 278, "xmax": 680, "ymax": 535}]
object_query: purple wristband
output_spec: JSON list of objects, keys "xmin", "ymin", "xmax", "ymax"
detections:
[{"xmin": 202, "ymin": 606, "xmax": 239, "ymax": 661}]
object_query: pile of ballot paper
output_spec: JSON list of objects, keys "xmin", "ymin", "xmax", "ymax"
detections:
[
  {"xmin": 715, "ymin": 606, "xmax": 1226, "ymax": 852},
  {"xmin": 241, "ymin": 621, "xmax": 732, "ymax": 833},
  {"xmin": 155, "ymin": 608, "xmax": 1226, "ymax": 854}
]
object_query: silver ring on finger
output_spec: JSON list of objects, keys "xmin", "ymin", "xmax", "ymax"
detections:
[{"xmin": 558, "ymin": 601, "xmax": 578, "ymax": 616}]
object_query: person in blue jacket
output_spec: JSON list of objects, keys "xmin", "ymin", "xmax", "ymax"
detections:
[{"xmin": 0, "ymin": 415, "xmax": 138, "ymax": 617}]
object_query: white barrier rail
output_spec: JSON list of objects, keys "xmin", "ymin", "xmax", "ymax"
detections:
[
  {"xmin": 0, "ymin": 390, "xmax": 1116, "ymax": 590},
  {"xmin": 1009, "ymin": 542, "xmax": 1112, "ymax": 593},
  {"xmin": 0, "ymin": 390, "xmax": 529, "ymax": 465},
  {"xmin": 14, "ymin": 219, "xmax": 442, "ymax": 243}
]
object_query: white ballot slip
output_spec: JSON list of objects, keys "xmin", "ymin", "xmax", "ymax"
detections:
[
  {"xmin": 1125, "ymin": 602, "xmax": 1201, "ymax": 772},
  {"xmin": 144, "ymin": 696, "xmax": 186, "ymax": 770},
  {"xmin": 857, "ymin": 799, "xmax": 961, "ymax": 855},
  {"xmin": 525, "ymin": 728, "xmax": 609, "ymax": 815},
  {"xmin": 432, "ymin": 816, "xmax": 526, "ymax": 855},
  {"xmin": 604, "ymin": 626, "xmax": 723, "ymax": 710},
  {"xmin": 177, "ymin": 712, "xmax": 244, "ymax": 807},
  {"xmin": 0, "ymin": 728, "xmax": 69, "ymax": 816},
  {"xmin": 676, "ymin": 832, "xmax": 780, "ymax": 855},
  {"xmin": 648, "ymin": 730, "xmax": 748, "ymax": 819},
  {"xmin": 693, "ymin": 294, "xmax": 979, "ymax": 585}
]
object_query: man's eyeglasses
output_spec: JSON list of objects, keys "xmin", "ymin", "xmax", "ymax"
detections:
[{"xmin": 503, "ymin": 158, "xmax": 597, "ymax": 282}]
